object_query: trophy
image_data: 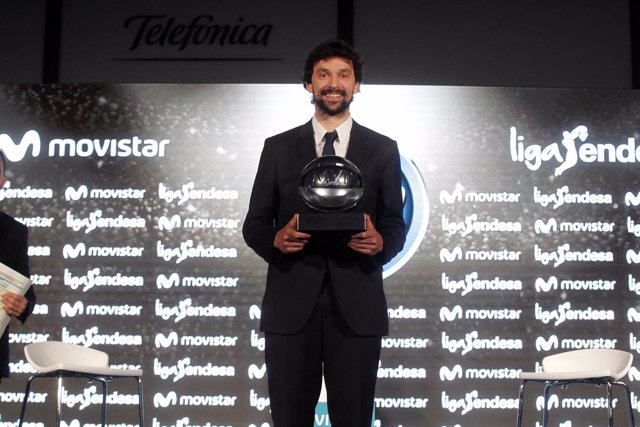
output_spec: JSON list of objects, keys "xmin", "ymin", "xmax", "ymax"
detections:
[{"xmin": 297, "ymin": 155, "xmax": 366, "ymax": 231}]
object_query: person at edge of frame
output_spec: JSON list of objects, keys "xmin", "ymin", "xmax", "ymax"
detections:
[
  {"xmin": 242, "ymin": 39, "xmax": 406, "ymax": 427},
  {"xmin": 0, "ymin": 149, "xmax": 36, "ymax": 385}
]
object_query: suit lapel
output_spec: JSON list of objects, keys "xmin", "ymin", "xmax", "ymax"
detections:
[
  {"xmin": 0, "ymin": 213, "xmax": 11, "ymax": 265},
  {"xmin": 296, "ymin": 120, "xmax": 317, "ymax": 166},
  {"xmin": 345, "ymin": 120, "xmax": 369, "ymax": 167}
]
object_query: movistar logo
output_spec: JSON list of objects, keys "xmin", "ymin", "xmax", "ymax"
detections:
[
  {"xmin": 0, "ymin": 130, "xmax": 170, "ymax": 161},
  {"xmin": 0, "ymin": 130, "xmax": 41, "ymax": 161}
]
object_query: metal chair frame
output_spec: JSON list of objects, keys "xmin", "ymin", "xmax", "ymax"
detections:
[
  {"xmin": 18, "ymin": 369, "xmax": 144, "ymax": 427},
  {"xmin": 517, "ymin": 375, "xmax": 636, "ymax": 427},
  {"xmin": 17, "ymin": 341, "xmax": 144, "ymax": 427}
]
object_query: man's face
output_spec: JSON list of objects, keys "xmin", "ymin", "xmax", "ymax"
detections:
[{"xmin": 305, "ymin": 56, "xmax": 360, "ymax": 116}]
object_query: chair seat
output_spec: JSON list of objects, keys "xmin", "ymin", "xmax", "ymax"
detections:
[
  {"xmin": 18, "ymin": 341, "xmax": 144, "ymax": 427},
  {"xmin": 37, "ymin": 362, "xmax": 143, "ymax": 377},
  {"xmin": 516, "ymin": 349, "xmax": 635, "ymax": 427},
  {"xmin": 519, "ymin": 369, "xmax": 614, "ymax": 381}
]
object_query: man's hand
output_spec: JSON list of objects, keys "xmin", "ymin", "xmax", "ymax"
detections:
[
  {"xmin": 348, "ymin": 214, "xmax": 383, "ymax": 255},
  {"xmin": 274, "ymin": 214, "xmax": 311, "ymax": 254},
  {"xmin": 2, "ymin": 291, "xmax": 28, "ymax": 317}
]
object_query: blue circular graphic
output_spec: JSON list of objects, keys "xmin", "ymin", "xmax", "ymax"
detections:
[{"xmin": 383, "ymin": 154, "xmax": 429, "ymax": 278}]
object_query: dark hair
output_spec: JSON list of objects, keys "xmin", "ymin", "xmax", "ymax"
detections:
[
  {"xmin": 0, "ymin": 150, "xmax": 6, "ymax": 175},
  {"xmin": 302, "ymin": 39, "xmax": 363, "ymax": 87}
]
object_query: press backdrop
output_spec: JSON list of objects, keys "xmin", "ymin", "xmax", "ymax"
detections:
[{"xmin": 0, "ymin": 84, "xmax": 639, "ymax": 427}]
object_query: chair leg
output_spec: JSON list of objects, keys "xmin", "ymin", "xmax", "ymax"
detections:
[
  {"xmin": 516, "ymin": 379, "xmax": 527, "ymax": 427},
  {"xmin": 516, "ymin": 380, "xmax": 527, "ymax": 427},
  {"xmin": 17, "ymin": 376, "xmax": 36, "ymax": 427},
  {"xmin": 56, "ymin": 374, "xmax": 63, "ymax": 427},
  {"xmin": 543, "ymin": 382, "xmax": 553, "ymax": 427},
  {"xmin": 99, "ymin": 378, "xmax": 109, "ymax": 427},
  {"xmin": 136, "ymin": 376, "xmax": 144, "ymax": 427},
  {"xmin": 607, "ymin": 380, "xmax": 614, "ymax": 427},
  {"xmin": 615, "ymin": 381, "xmax": 636, "ymax": 427}
]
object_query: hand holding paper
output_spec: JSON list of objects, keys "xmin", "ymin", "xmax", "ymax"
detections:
[
  {"xmin": 0, "ymin": 261, "xmax": 32, "ymax": 335},
  {"xmin": 1, "ymin": 292, "xmax": 28, "ymax": 317}
]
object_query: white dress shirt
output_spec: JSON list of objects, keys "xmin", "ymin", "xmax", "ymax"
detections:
[{"xmin": 312, "ymin": 115, "xmax": 353, "ymax": 158}]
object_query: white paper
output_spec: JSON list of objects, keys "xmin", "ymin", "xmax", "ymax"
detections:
[{"xmin": 0, "ymin": 261, "xmax": 32, "ymax": 335}]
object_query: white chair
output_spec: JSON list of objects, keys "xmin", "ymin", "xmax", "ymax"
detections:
[
  {"xmin": 516, "ymin": 348, "xmax": 635, "ymax": 427},
  {"xmin": 18, "ymin": 341, "xmax": 144, "ymax": 427}
]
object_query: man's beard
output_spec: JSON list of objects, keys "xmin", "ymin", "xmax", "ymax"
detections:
[{"xmin": 312, "ymin": 88, "xmax": 353, "ymax": 116}]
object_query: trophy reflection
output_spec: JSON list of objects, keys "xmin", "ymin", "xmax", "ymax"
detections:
[{"xmin": 297, "ymin": 155, "xmax": 365, "ymax": 231}]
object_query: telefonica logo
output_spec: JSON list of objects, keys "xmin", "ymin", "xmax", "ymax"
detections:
[
  {"xmin": 0, "ymin": 130, "xmax": 170, "ymax": 161},
  {"xmin": 124, "ymin": 15, "xmax": 273, "ymax": 51}
]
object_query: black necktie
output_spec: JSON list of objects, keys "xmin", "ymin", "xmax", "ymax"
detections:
[{"xmin": 322, "ymin": 131, "xmax": 338, "ymax": 156}]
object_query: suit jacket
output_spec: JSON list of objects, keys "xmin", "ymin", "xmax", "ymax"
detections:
[
  {"xmin": 0, "ymin": 211, "xmax": 35, "ymax": 378},
  {"xmin": 243, "ymin": 120, "xmax": 405, "ymax": 336}
]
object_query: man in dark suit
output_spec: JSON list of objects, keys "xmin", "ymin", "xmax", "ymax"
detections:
[
  {"xmin": 0, "ymin": 150, "xmax": 36, "ymax": 384},
  {"xmin": 243, "ymin": 40, "xmax": 405, "ymax": 427}
]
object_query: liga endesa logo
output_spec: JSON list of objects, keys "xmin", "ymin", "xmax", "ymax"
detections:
[
  {"xmin": 383, "ymin": 154, "xmax": 429, "ymax": 278},
  {"xmin": 510, "ymin": 125, "xmax": 640, "ymax": 176},
  {"xmin": 0, "ymin": 129, "xmax": 170, "ymax": 160}
]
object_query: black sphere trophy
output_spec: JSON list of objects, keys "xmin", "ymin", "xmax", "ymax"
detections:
[{"xmin": 297, "ymin": 155, "xmax": 366, "ymax": 232}]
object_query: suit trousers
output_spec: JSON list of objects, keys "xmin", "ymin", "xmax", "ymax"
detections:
[{"xmin": 264, "ymin": 273, "xmax": 381, "ymax": 427}]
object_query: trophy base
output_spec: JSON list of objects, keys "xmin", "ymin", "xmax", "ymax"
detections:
[{"xmin": 297, "ymin": 213, "xmax": 366, "ymax": 232}]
